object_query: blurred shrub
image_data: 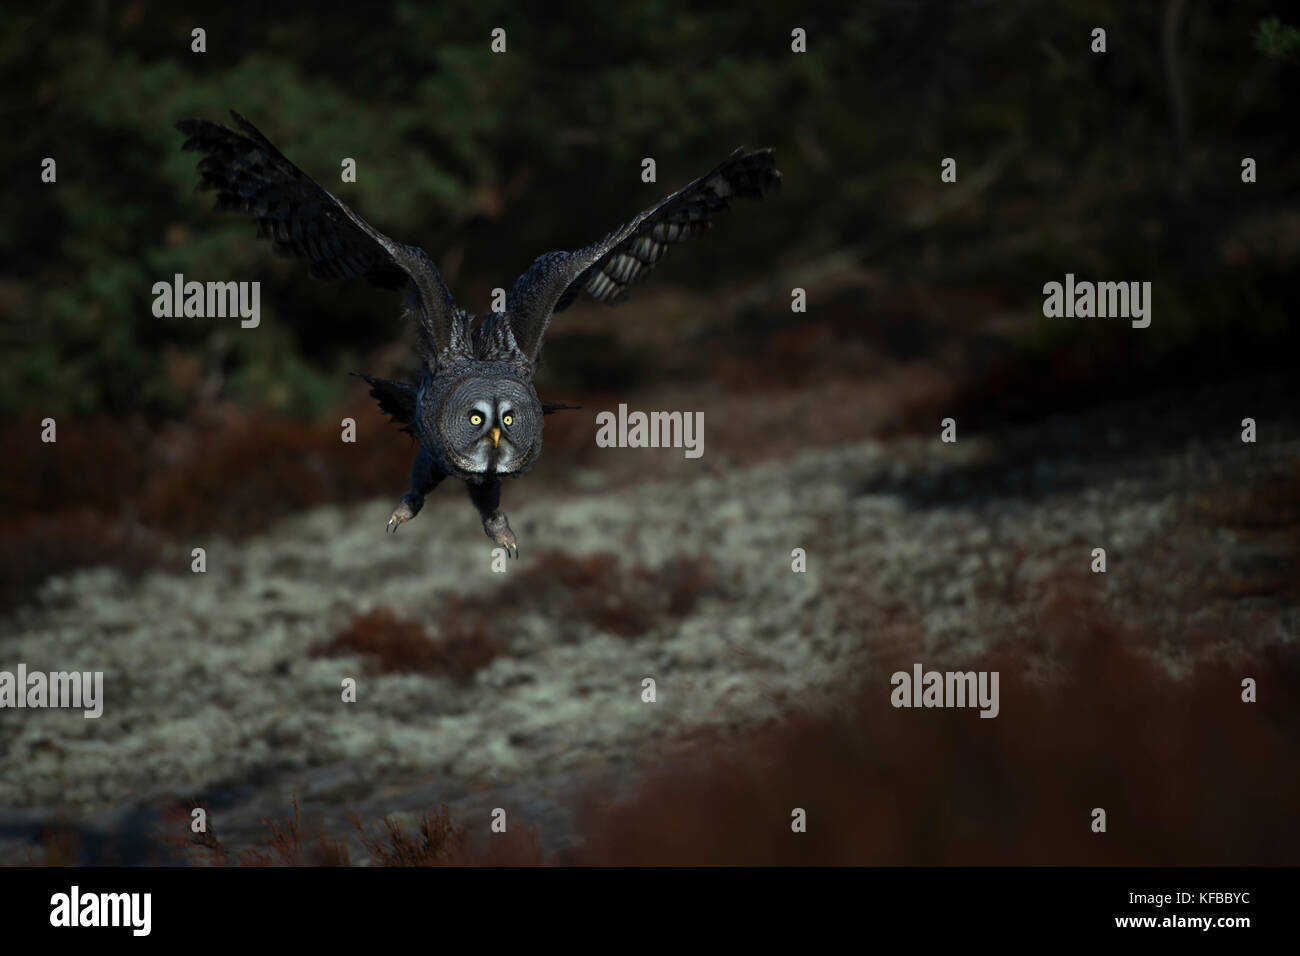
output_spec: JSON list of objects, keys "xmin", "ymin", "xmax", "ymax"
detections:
[{"xmin": 5, "ymin": 2, "xmax": 1295, "ymax": 420}]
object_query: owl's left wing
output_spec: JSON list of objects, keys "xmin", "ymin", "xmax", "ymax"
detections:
[
  {"xmin": 177, "ymin": 111, "xmax": 462, "ymax": 364},
  {"xmin": 501, "ymin": 147, "xmax": 780, "ymax": 364}
]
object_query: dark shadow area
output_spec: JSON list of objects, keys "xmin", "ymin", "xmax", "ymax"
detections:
[{"xmin": 856, "ymin": 373, "xmax": 1298, "ymax": 508}]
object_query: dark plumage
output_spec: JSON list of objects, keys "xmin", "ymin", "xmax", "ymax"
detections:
[{"xmin": 178, "ymin": 111, "xmax": 781, "ymax": 555}]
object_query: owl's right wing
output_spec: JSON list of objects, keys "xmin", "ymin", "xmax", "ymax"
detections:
[
  {"xmin": 177, "ymin": 111, "xmax": 461, "ymax": 363},
  {"xmin": 500, "ymin": 147, "xmax": 781, "ymax": 366}
]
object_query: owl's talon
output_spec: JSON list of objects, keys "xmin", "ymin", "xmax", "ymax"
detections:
[
  {"xmin": 387, "ymin": 494, "xmax": 422, "ymax": 534},
  {"xmin": 483, "ymin": 511, "xmax": 518, "ymax": 558}
]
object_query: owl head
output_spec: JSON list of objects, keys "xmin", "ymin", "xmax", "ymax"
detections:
[{"xmin": 432, "ymin": 375, "xmax": 542, "ymax": 478}]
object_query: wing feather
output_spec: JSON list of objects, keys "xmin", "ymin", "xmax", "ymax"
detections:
[
  {"xmin": 502, "ymin": 147, "xmax": 780, "ymax": 364},
  {"xmin": 177, "ymin": 111, "xmax": 462, "ymax": 362}
]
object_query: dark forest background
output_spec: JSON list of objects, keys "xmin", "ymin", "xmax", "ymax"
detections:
[
  {"xmin": 4, "ymin": 0, "xmax": 1298, "ymax": 603},
  {"xmin": 4, "ymin": 1, "xmax": 1297, "ymax": 417}
]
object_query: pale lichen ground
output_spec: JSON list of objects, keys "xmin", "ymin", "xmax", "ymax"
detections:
[{"xmin": 1, "ymin": 377, "xmax": 1295, "ymax": 861}]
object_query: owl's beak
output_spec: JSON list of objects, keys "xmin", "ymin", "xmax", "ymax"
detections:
[{"xmin": 489, "ymin": 426, "xmax": 501, "ymax": 448}]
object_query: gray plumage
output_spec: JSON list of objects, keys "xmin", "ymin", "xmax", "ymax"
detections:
[{"xmin": 177, "ymin": 110, "xmax": 781, "ymax": 555}]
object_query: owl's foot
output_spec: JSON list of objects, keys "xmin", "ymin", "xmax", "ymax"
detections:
[
  {"xmin": 482, "ymin": 511, "xmax": 518, "ymax": 559},
  {"xmin": 386, "ymin": 493, "xmax": 423, "ymax": 533}
]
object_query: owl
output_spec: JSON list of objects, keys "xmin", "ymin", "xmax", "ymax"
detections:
[{"xmin": 177, "ymin": 112, "xmax": 780, "ymax": 556}]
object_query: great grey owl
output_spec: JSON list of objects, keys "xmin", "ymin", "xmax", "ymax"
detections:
[{"xmin": 177, "ymin": 111, "xmax": 780, "ymax": 556}]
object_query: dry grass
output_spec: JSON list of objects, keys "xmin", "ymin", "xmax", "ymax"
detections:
[
  {"xmin": 0, "ymin": 509, "xmax": 169, "ymax": 609},
  {"xmin": 309, "ymin": 552, "xmax": 721, "ymax": 684},
  {"xmin": 310, "ymin": 608, "xmax": 501, "ymax": 684},
  {"xmin": 23, "ymin": 824, "xmax": 80, "ymax": 866},
  {"xmin": 121, "ymin": 613, "xmax": 1299, "ymax": 867},
  {"xmin": 1185, "ymin": 454, "xmax": 1300, "ymax": 603},
  {"xmin": 154, "ymin": 800, "xmax": 351, "ymax": 867},
  {"xmin": 6, "ymin": 301, "xmax": 1297, "ymax": 863},
  {"xmin": 353, "ymin": 803, "xmax": 465, "ymax": 866},
  {"xmin": 149, "ymin": 799, "xmax": 544, "ymax": 867},
  {"xmin": 0, "ymin": 398, "xmax": 410, "ymax": 611},
  {"xmin": 484, "ymin": 550, "xmax": 722, "ymax": 637},
  {"xmin": 566, "ymin": 607, "xmax": 1297, "ymax": 865}
]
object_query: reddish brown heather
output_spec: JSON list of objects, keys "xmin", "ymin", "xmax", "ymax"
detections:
[
  {"xmin": 60, "ymin": 615, "xmax": 1293, "ymax": 867},
  {"xmin": 310, "ymin": 608, "xmax": 501, "ymax": 685},
  {"xmin": 309, "ymin": 551, "xmax": 721, "ymax": 683}
]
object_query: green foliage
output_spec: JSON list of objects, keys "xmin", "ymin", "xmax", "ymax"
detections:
[
  {"xmin": 1, "ymin": 5, "xmax": 827, "ymax": 416},
  {"xmin": 1254, "ymin": 16, "xmax": 1300, "ymax": 60},
  {"xmin": 1, "ymin": 2, "xmax": 1296, "ymax": 418}
]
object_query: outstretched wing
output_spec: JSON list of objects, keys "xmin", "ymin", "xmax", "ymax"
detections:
[
  {"xmin": 501, "ymin": 147, "xmax": 781, "ymax": 365},
  {"xmin": 177, "ymin": 111, "xmax": 461, "ymax": 363}
]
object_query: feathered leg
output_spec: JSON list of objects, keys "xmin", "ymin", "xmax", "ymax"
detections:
[
  {"xmin": 466, "ymin": 478, "xmax": 518, "ymax": 558},
  {"xmin": 387, "ymin": 445, "xmax": 445, "ymax": 533}
]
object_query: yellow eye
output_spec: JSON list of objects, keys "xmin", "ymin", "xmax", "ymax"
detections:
[
  {"xmin": 502, "ymin": 414, "xmax": 513, "ymax": 426},
  {"xmin": 469, "ymin": 413, "xmax": 483, "ymax": 426}
]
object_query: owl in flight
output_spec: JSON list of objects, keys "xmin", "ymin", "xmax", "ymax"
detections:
[{"xmin": 177, "ymin": 112, "xmax": 780, "ymax": 557}]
